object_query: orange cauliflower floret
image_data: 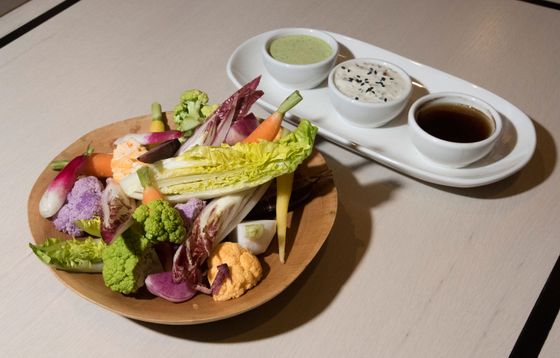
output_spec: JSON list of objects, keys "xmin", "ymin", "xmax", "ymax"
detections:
[
  {"xmin": 207, "ymin": 242, "xmax": 262, "ymax": 301},
  {"xmin": 111, "ymin": 138, "xmax": 147, "ymax": 182}
]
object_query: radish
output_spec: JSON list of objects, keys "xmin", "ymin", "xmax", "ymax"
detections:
[
  {"xmin": 39, "ymin": 154, "xmax": 89, "ymax": 218},
  {"xmin": 233, "ymin": 220, "xmax": 277, "ymax": 255}
]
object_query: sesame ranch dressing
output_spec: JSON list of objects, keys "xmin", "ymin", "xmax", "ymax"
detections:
[
  {"xmin": 269, "ymin": 35, "xmax": 332, "ymax": 65},
  {"xmin": 334, "ymin": 62, "xmax": 407, "ymax": 103}
]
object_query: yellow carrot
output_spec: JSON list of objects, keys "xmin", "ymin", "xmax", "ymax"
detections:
[
  {"xmin": 137, "ymin": 166, "xmax": 164, "ymax": 204},
  {"xmin": 150, "ymin": 102, "xmax": 166, "ymax": 133},
  {"xmin": 242, "ymin": 91, "xmax": 302, "ymax": 143},
  {"xmin": 276, "ymin": 172, "xmax": 294, "ymax": 263}
]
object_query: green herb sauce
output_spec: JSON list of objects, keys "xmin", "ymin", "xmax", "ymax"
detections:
[{"xmin": 269, "ymin": 35, "xmax": 332, "ymax": 65}]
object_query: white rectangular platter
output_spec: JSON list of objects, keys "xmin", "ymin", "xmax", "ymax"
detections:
[{"xmin": 227, "ymin": 30, "xmax": 536, "ymax": 188}]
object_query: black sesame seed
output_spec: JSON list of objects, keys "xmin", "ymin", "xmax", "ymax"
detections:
[
  {"xmin": 341, "ymin": 66, "xmax": 346, "ymax": 69},
  {"xmin": 354, "ymin": 96, "xmax": 359, "ymax": 100},
  {"xmin": 384, "ymin": 98, "xmax": 387, "ymax": 102}
]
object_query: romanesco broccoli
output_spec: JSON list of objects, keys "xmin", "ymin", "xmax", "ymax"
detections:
[
  {"xmin": 102, "ymin": 227, "xmax": 162, "ymax": 294},
  {"xmin": 173, "ymin": 89, "xmax": 218, "ymax": 135},
  {"xmin": 132, "ymin": 199, "xmax": 186, "ymax": 244}
]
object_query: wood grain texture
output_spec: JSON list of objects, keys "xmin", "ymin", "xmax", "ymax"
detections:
[{"xmin": 26, "ymin": 114, "xmax": 338, "ymax": 324}]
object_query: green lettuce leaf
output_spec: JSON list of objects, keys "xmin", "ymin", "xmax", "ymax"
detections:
[
  {"xmin": 29, "ymin": 237, "xmax": 106, "ymax": 272},
  {"xmin": 120, "ymin": 119, "xmax": 318, "ymax": 202},
  {"xmin": 75, "ymin": 216, "xmax": 101, "ymax": 237}
]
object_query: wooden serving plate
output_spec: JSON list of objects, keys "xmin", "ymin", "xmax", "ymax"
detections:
[{"xmin": 27, "ymin": 113, "xmax": 338, "ymax": 325}]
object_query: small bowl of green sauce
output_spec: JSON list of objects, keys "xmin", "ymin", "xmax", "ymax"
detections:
[{"xmin": 262, "ymin": 28, "xmax": 339, "ymax": 89}]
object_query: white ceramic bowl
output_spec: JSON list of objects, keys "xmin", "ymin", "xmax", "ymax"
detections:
[
  {"xmin": 261, "ymin": 28, "xmax": 339, "ymax": 90},
  {"xmin": 327, "ymin": 58, "xmax": 412, "ymax": 128},
  {"xmin": 408, "ymin": 92, "xmax": 503, "ymax": 168}
]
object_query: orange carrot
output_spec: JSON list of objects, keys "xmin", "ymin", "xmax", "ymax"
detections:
[
  {"xmin": 81, "ymin": 153, "xmax": 113, "ymax": 178},
  {"xmin": 142, "ymin": 186, "xmax": 164, "ymax": 205},
  {"xmin": 137, "ymin": 166, "xmax": 164, "ymax": 204},
  {"xmin": 242, "ymin": 91, "xmax": 302, "ymax": 143}
]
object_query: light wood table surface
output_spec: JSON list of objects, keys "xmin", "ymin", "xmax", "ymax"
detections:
[{"xmin": 1, "ymin": 0, "xmax": 559, "ymax": 357}]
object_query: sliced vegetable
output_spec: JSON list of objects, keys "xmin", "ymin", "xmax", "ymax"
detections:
[
  {"xmin": 100, "ymin": 179, "xmax": 136, "ymax": 244},
  {"xmin": 39, "ymin": 154, "xmax": 89, "ymax": 218},
  {"xmin": 137, "ymin": 139, "xmax": 181, "ymax": 163},
  {"xmin": 119, "ymin": 120, "xmax": 318, "ymax": 202},
  {"xmin": 145, "ymin": 271, "xmax": 197, "ymax": 303},
  {"xmin": 276, "ymin": 172, "xmax": 294, "ymax": 263},
  {"xmin": 150, "ymin": 102, "xmax": 166, "ymax": 132},
  {"xmin": 233, "ymin": 220, "xmax": 277, "ymax": 255},
  {"xmin": 29, "ymin": 237, "xmax": 106, "ymax": 272},
  {"xmin": 242, "ymin": 90, "xmax": 302, "ymax": 143},
  {"xmin": 137, "ymin": 166, "xmax": 164, "ymax": 204},
  {"xmin": 114, "ymin": 130, "xmax": 182, "ymax": 146}
]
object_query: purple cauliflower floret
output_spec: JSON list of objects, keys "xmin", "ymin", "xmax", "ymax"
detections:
[
  {"xmin": 174, "ymin": 198, "xmax": 206, "ymax": 233},
  {"xmin": 53, "ymin": 176, "xmax": 104, "ymax": 236}
]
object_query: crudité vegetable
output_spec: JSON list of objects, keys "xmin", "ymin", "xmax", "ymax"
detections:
[
  {"xmin": 114, "ymin": 130, "xmax": 182, "ymax": 146},
  {"xmin": 137, "ymin": 166, "xmax": 164, "ymax": 204},
  {"xmin": 39, "ymin": 147, "xmax": 94, "ymax": 218},
  {"xmin": 30, "ymin": 237, "xmax": 105, "ymax": 272},
  {"xmin": 31, "ymin": 77, "xmax": 318, "ymax": 303},
  {"xmin": 119, "ymin": 119, "xmax": 317, "ymax": 202},
  {"xmin": 150, "ymin": 102, "xmax": 166, "ymax": 133}
]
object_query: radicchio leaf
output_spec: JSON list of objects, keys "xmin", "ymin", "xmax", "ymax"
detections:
[
  {"xmin": 211, "ymin": 264, "xmax": 229, "ymax": 295},
  {"xmin": 100, "ymin": 179, "xmax": 136, "ymax": 244},
  {"xmin": 225, "ymin": 113, "xmax": 259, "ymax": 145}
]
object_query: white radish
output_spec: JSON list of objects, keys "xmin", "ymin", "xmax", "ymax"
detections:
[{"xmin": 233, "ymin": 220, "xmax": 277, "ymax": 255}]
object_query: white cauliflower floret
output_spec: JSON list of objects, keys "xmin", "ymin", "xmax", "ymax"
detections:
[{"xmin": 207, "ymin": 242, "xmax": 262, "ymax": 301}]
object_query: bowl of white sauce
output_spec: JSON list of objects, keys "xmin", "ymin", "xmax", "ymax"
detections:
[{"xmin": 327, "ymin": 58, "xmax": 412, "ymax": 127}]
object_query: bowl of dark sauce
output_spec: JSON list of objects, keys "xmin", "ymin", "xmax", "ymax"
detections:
[{"xmin": 408, "ymin": 92, "xmax": 502, "ymax": 168}]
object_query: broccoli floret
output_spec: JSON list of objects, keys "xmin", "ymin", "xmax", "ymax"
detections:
[
  {"xmin": 132, "ymin": 199, "xmax": 186, "ymax": 244},
  {"xmin": 173, "ymin": 89, "xmax": 218, "ymax": 135},
  {"xmin": 201, "ymin": 103, "xmax": 219, "ymax": 118},
  {"xmin": 102, "ymin": 227, "xmax": 162, "ymax": 294}
]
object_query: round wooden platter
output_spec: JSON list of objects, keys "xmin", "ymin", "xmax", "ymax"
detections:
[{"xmin": 27, "ymin": 113, "xmax": 338, "ymax": 325}]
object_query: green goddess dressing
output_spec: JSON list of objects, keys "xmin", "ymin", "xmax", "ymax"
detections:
[{"xmin": 269, "ymin": 35, "xmax": 332, "ymax": 65}]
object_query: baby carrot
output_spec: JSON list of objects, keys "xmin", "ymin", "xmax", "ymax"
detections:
[
  {"xmin": 137, "ymin": 166, "xmax": 164, "ymax": 204},
  {"xmin": 81, "ymin": 153, "xmax": 113, "ymax": 178},
  {"xmin": 242, "ymin": 91, "xmax": 302, "ymax": 143}
]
